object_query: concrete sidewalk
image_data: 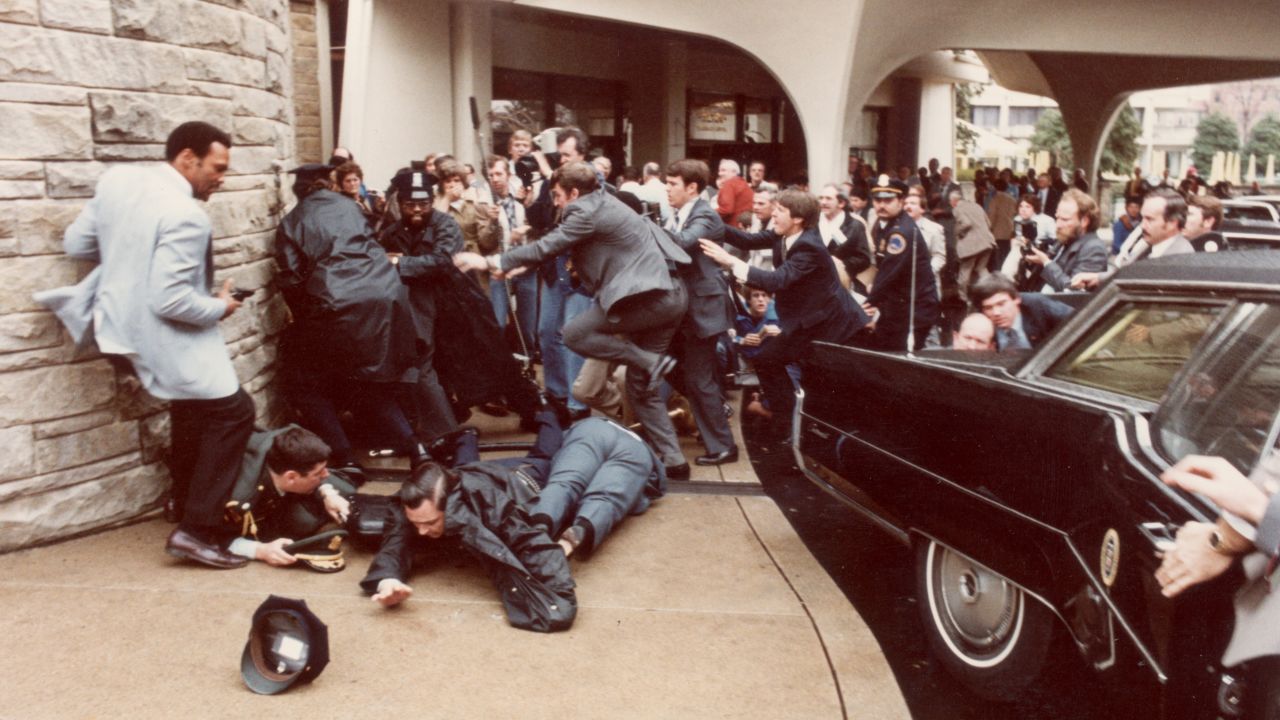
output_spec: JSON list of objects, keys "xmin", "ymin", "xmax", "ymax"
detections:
[{"xmin": 0, "ymin": 409, "xmax": 909, "ymax": 719}]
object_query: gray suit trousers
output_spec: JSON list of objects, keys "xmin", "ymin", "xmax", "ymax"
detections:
[
  {"xmin": 529, "ymin": 419, "xmax": 655, "ymax": 549},
  {"xmin": 562, "ymin": 282, "xmax": 688, "ymax": 466},
  {"xmin": 669, "ymin": 331, "xmax": 734, "ymax": 454}
]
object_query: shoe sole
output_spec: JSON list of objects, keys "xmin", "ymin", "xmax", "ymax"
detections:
[{"xmin": 165, "ymin": 545, "xmax": 248, "ymax": 569}]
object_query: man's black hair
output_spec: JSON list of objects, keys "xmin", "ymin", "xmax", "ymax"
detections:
[
  {"xmin": 265, "ymin": 427, "xmax": 331, "ymax": 475},
  {"xmin": 164, "ymin": 121, "xmax": 232, "ymax": 162},
  {"xmin": 555, "ymin": 127, "xmax": 589, "ymax": 155},
  {"xmin": 970, "ymin": 273, "xmax": 1020, "ymax": 307},
  {"xmin": 400, "ymin": 462, "xmax": 453, "ymax": 511}
]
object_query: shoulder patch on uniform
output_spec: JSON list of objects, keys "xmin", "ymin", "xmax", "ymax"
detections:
[
  {"xmin": 1204, "ymin": 240, "xmax": 1219, "ymax": 253},
  {"xmin": 887, "ymin": 233, "xmax": 906, "ymax": 255}
]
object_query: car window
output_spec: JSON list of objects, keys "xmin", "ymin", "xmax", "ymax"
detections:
[
  {"xmin": 1155, "ymin": 302, "xmax": 1280, "ymax": 474},
  {"xmin": 1045, "ymin": 302, "xmax": 1223, "ymax": 402},
  {"xmin": 1225, "ymin": 205, "xmax": 1276, "ymax": 222}
]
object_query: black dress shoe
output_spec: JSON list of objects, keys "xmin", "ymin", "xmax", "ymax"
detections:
[
  {"xmin": 695, "ymin": 447, "xmax": 739, "ymax": 466},
  {"xmin": 165, "ymin": 528, "xmax": 248, "ymax": 569},
  {"xmin": 647, "ymin": 355, "xmax": 677, "ymax": 394},
  {"xmin": 665, "ymin": 462, "xmax": 690, "ymax": 480}
]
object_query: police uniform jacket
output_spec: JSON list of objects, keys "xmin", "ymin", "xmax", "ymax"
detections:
[
  {"xmin": 360, "ymin": 465, "xmax": 577, "ymax": 633},
  {"xmin": 223, "ymin": 424, "xmax": 359, "ymax": 541},
  {"xmin": 667, "ymin": 198, "xmax": 734, "ymax": 339},
  {"xmin": 869, "ymin": 214, "xmax": 940, "ymax": 330},
  {"xmin": 499, "ymin": 189, "xmax": 690, "ymax": 313}
]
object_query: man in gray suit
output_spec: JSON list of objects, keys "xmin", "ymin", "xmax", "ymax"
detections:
[
  {"xmin": 54, "ymin": 122, "xmax": 254, "ymax": 568},
  {"xmin": 663, "ymin": 159, "xmax": 738, "ymax": 466},
  {"xmin": 1020, "ymin": 188, "xmax": 1109, "ymax": 292},
  {"xmin": 1071, "ymin": 188, "xmax": 1195, "ymax": 290},
  {"xmin": 455, "ymin": 161, "xmax": 691, "ymax": 474}
]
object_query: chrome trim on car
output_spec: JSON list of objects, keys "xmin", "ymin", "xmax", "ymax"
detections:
[
  {"xmin": 795, "ymin": 390, "xmax": 1172, "ymax": 682},
  {"xmin": 793, "ymin": 390, "xmax": 909, "ymax": 544}
]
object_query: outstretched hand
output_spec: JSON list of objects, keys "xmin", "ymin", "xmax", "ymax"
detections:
[
  {"xmin": 1161, "ymin": 455, "xmax": 1270, "ymax": 524},
  {"xmin": 697, "ymin": 238, "xmax": 734, "ymax": 268},
  {"xmin": 1154, "ymin": 521, "xmax": 1233, "ymax": 598},
  {"xmin": 453, "ymin": 251, "xmax": 489, "ymax": 273},
  {"xmin": 372, "ymin": 578, "xmax": 414, "ymax": 608}
]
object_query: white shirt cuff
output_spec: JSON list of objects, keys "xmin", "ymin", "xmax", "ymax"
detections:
[
  {"xmin": 227, "ymin": 537, "xmax": 259, "ymax": 560},
  {"xmin": 731, "ymin": 259, "xmax": 750, "ymax": 283}
]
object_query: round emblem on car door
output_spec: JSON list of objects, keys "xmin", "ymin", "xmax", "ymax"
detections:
[{"xmin": 1100, "ymin": 529, "xmax": 1121, "ymax": 587}]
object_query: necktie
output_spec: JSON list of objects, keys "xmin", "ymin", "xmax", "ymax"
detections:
[{"xmin": 1001, "ymin": 327, "xmax": 1030, "ymax": 350}]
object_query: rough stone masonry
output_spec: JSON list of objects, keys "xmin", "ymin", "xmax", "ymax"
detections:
[{"xmin": 0, "ymin": 0, "xmax": 323, "ymax": 551}]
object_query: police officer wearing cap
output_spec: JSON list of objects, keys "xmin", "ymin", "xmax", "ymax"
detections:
[
  {"xmin": 376, "ymin": 170, "xmax": 463, "ymax": 441},
  {"xmin": 864, "ymin": 174, "xmax": 939, "ymax": 352},
  {"xmin": 275, "ymin": 164, "xmax": 431, "ymax": 469},
  {"xmin": 221, "ymin": 425, "xmax": 357, "ymax": 570}
]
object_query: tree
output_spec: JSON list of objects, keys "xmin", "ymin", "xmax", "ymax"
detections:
[
  {"xmin": 954, "ymin": 82, "xmax": 985, "ymax": 155},
  {"xmin": 1192, "ymin": 112, "xmax": 1240, "ymax": 171},
  {"xmin": 1027, "ymin": 103, "xmax": 1140, "ymax": 174},
  {"xmin": 1211, "ymin": 80, "xmax": 1276, "ymax": 140},
  {"xmin": 1029, "ymin": 108, "xmax": 1072, "ymax": 167},
  {"xmin": 1243, "ymin": 113, "xmax": 1280, "ymax": 163},
  {"xmin": 1099, "ymin": 104, "xmax": 1141, "ymax": 174}
]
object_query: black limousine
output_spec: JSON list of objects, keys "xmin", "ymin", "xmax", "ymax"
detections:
[{"xmin": 796, "ymin": 251, "xmax": 1280, "ymax": 718}]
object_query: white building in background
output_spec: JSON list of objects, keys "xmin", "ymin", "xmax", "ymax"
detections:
[
  {"xmin": 965, "ymin": 85, "xmax": 1055, "ymax": 171},
  {"xmin": 966, "ymin": 81, "xmax": 1271, "ymax": 180}
]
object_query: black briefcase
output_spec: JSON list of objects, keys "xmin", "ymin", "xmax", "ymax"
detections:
[{"xmin": 345, "ymin": 494, "xmax": 399, "ymax": 550}]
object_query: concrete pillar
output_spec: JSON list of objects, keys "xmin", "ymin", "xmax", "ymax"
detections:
[
  {"xmin": 316, "ymin": 0, "xmax": 335, "ymax": 160},
  {"xmin": 337, "ymin": 0, "xmax": 373, "ymax": 158},
  {"xmin": 883, "ymin": 77, "xmax": 921, "ymax": 172},
  {"xmin": 339, "ymin": 0, "xmax": 453, "ymax": 188},
  {"xmin": 1060, "ymin": 94, "xmax": 1129, "ymax": 199},
  {"xmin": 662, "ymin": 40, "xmax": 688, "ymax": 164},
  {"xmin": 450, "ymin": 2, "xmax": 494, "ymax": 168},
  {"xmin": 917, "ymin": 81, "xmax": 954, "ymax": 169}
]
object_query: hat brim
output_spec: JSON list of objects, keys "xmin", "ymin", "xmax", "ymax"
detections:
[
  {"xmin": 870, "ymin": 191, "xmax": 900, "ymax": 199},
  {"xmin": 241, "ymin": 641, "xmax": 301, "ymax": 695}
]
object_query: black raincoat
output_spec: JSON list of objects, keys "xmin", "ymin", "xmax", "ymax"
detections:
[
  {"xmin": 275, "ymin": 190, "xmax": 424, "ymax": 382},
  {"xmin": 379, "ymin": 214, "xmax": 539, "ymax": 416},
  {"xmin": 360, "ymin": 463, "xmax": 578, "ymax": 633}
]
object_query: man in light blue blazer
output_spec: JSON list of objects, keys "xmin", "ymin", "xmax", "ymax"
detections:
[{"xmin": 50, "ymin": 122, "xmax": 254, "ymax": 569}]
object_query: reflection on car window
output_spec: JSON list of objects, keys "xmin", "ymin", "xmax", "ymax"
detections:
[
  {"xmin": 1156, "ymin": 303, "xmax": 1280, "ymax": 474},
  {"xmin": 1046, "ymin": 302, "xmax": 1222, "ymax": 402}
]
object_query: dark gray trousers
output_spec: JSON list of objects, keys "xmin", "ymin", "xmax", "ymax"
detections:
[{"xmin": 562, "ymin": 283, "xmax": 688, "ymax": 467}]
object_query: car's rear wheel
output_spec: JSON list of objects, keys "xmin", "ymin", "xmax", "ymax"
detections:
[{"xmin": 916, "ymin": 538, "xmax": 1054, "ymax": 700}]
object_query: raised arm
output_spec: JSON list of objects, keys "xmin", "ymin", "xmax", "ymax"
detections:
[{"xmin": 723, "ymin": 224, "xmax": 781, "ymax": 251}]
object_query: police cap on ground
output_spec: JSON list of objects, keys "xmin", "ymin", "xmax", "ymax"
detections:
[
  {"xmin": 390, "ymin": 168, "xmax": 434, "ymax": 201},
  {"xmin": 282, "ymin": 529, "xmax": 348, "ymax": 573},
  {"xmin": 870, "ymin": 174, "xmax": 908, "ymax": 199},
  {"xmin": 240, "ymin": 595, "xmax": 330, "ymax": 695}
]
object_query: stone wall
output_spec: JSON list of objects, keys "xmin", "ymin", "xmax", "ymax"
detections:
[
  {"xmin": 0, "ymin": 0, "xmax": 302, "ymax": 552},
  {"xmin": 289, "ymin": 0, "xmax": 321, "ymax": 163}
]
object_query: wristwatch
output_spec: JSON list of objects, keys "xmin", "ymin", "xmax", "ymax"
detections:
[{"xmin": 1209, "ymin": 521, "xmax": 1252, "ymax": 556}]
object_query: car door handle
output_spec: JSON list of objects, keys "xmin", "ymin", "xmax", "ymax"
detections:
[{"xmin": 1137, "ymin": 522, "xmax": 1179, "ymax": 554}]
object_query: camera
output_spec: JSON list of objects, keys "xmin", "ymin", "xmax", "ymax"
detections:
[
  {"xmin": 1020, "ymin": 221, "xmax": 1037, "ymax": 241},
  {"xmin": 513, "ymin": 155, "xmax": 547, "ymax": 189}
]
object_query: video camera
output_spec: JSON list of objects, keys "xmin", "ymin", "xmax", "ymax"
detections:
[
  {"xmin": 513, "ymin": 153, "xmax": 561, "ymax": 189},
  {"xmin": 1016, "ymin": 219, "xmax": 1053, "ymax": 256}
]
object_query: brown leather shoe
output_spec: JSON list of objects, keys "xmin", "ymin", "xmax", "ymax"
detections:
[{"xmin": 165, "ymin": 528, "xmax": 248, "ymax": 569}]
